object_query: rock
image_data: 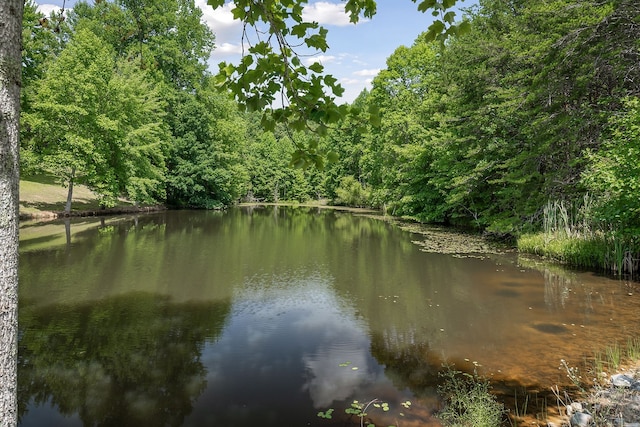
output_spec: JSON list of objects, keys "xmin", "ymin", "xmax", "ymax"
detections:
[
  {"xmin": 570, "ymin": 402, "xmax": 584, "ymax": 413},
  {"xmin": 611, "ymin": 373, "xmax": 635, "ymax": 388},
  {"xmin": 570, "ymin": 412, "xmax": 592, "ymax": 427},
  {"xmin": 566, "ymin": 402, "xmax": 585, "ymax": 416}
]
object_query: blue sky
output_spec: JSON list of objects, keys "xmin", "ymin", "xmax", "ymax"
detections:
[{"xmin": 35, "ymin": 0, "xmax": 475, "ymax": 103}]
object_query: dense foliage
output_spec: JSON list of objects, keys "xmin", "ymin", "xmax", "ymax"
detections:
[
  {"xmin": 321, "ymin": 0, "xmax": 640, "ymax": 264},
  {"xmin": 20, "ymin": 0, "xmax": 640, "ymax": 270}
]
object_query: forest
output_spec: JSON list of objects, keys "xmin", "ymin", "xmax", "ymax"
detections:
[{"xmin": 20, "ymin": 0, "xmax": 640, "ymax": 275}]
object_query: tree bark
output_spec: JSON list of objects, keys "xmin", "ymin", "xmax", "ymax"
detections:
[
  {"xmin": 0, "ymin": 0, "xmax": 23, "ymax": 425},
  {"xmin": 65, "ymin": 167, "xmax": 75, "ymax": 214}
]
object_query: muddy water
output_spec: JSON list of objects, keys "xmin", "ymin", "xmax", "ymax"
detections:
[{"xmin": 17, "ymin": 207, "xmax": 640, "ymax": 426}]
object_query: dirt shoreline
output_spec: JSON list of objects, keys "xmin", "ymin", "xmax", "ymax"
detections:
[{"xmin": 19, "ymin": 205, "xmax": 167, "ymax": 221}]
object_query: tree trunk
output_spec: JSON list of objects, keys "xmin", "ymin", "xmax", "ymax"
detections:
[
  {"xmin": 0, "ymin": 0, "xmax": 23, "ymax": 425},
  {"xmin": 65, "ymin": 167, "xmax": 75, "ymax": 214}
]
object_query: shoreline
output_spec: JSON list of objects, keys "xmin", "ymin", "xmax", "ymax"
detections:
[{"xmin": 19, "ymin": 205, "xmax": 167, "ymax": 222}]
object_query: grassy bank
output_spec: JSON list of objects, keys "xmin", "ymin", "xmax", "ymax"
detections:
[
  {"xmin": 517, "ymin": 232, "xmax": 639, "ymax": 278},
  {"xmin": 517, "ymin": 200, "xmax": 639, "ymax": 278},
  {"xmin": 19, "ymin": 175, "xmax": 158, "ymax": 220}
]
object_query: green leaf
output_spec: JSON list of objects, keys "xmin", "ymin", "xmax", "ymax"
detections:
[
  {"xmin": 442, "ymin": 0, "xmax": 457, "ymax": 8},
  {"xmin": 260, "ymin": 114, "xmax": 276, "ymax": 132},
  {"xmin": 424, "ymin": 20, "xmax": 445, "ymax": 42},
  {"xmin": 443, "ymin": 11, "xmax": 456, "ymax": 24},
  {"xmin": 417, "ymin": 0, "xmax": 437, "ymax": 13},
  {"xmin": 308, "ymin": 62, "xmax": 324, "ymax": 73},
  {"xmin": 291, "ymin": 22, "xmax": 310, "ymax": 38},
  {"xmin": 456, "ymin": 20, "xmax": 471, "ymax": 36},
  {"xmin": 250, "ymin": 41, "xmax": 270, "ymax": 56}
]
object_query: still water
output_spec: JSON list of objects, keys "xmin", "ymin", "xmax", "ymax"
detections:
[{"xmin": 18, "ymin": 207, "xmax": 640, "ymax": 426}]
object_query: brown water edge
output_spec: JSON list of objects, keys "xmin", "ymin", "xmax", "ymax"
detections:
[
  {"xmin": 454, "ymin": 269, "xmax": 640, "ymax": 425},
  {"xmin": 377, "ymin": 217, "xmax": 640, "ymax": 425},
  {"xmin": 243, "ymin": 206, "xmax": 640, "ymax": 425}
]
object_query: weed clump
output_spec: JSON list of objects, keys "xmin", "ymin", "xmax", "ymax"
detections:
[{"xmin": 437, "ymin": 368, "xmax": 505, "ymax": 427}]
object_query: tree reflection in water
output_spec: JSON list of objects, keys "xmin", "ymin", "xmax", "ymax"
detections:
[{"xmin": 18, "ymin": 293, "xmax": 230, "ymax": 426}]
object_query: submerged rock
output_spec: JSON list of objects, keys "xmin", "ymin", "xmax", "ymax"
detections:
[{"xmin": 570, "ymin": 411, "xmax": 592, "ymax": 427}]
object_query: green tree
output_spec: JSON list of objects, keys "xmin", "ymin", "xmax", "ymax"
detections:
[
  {"xmin": 68, "ymin": 0, "xmax": 214, "ymax": 91},
  {"xmin": 20, "ymin": 1, "xmax": 68, "ymax": 173},
  {"xmin": 22, "ymin": 28, "xmax": 169, "ymax": 211},
  {"xmin": 209, "ymin": 0, "xmax": 466, "ymax": 162},
  {"xmin": 21, "ymin": 1, "xmax": 66, "ymax": 102},
  {"xmin": 244, "ymin": 121, "xmax": 316, "ymax": 203},
  {"xmin": 366, "ymin": 39, "xmax": 445, "ymax": 218},
  {"xmin": 321, "ymin": 92, "xmax": 371, "ymax": 203},
  {"xmin": 583, "ymin": 97, "xmax": 640, "ymax": 237},
  {"xmin": 334, "ymin": 175, "xmax": 369, "ymax": 207},
  {"xmin": 166, "ymin": 81, "xmax": 249, "ymax": 208}
]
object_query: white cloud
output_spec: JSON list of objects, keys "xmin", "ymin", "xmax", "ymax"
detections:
[
  {"xmin": 353, "ymin": 68, "xmax": 380, "ymax": 77},
  {"xmin": 303, "ymin": 54, "xmax": 337, "ymax": 66},
  {"xmin": 340, "ymin": 78, "xmax": 361, "ymax": 85},
  {"xmin": 196, "ymin": 0, "xmax": 245, "ymax": 57},
  {"xmin": 302, "ymin": 1, "xmax": 367, "ymax": 27},
  {"xmin": 214, "ymin": 42, "xmax": 243, "ymax": 56},
  {"xmin": 36, "ymin": 3, "xmax": 62, "ymax": 16}
]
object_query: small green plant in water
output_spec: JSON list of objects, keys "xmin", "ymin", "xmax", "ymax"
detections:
[
  {"xmin": 627, "ymin": 337, "xmax": 640, "ymax": 361},
  {"xmin": 606, "ymin": 343, "xmax": 621, "ymax": 370},
  {"xmin": 317, "ymin": 408, "xmax": 334, "ymax": 419},
  {"xmin": 437, "ymin": 367, "xmax": 504, "ymax": 427}
]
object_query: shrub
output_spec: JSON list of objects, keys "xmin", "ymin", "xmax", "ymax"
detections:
[{"xmin": 334, "ymin": 175, "xmax": 370, "ymax": 207}]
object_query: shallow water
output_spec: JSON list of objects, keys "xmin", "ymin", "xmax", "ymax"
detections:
[{"xmin": 18, "ymin": 207, "xmax": 640, "ymax": 426}]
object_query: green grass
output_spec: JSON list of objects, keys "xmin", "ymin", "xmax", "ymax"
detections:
[
  {"xmin": 20, "ymin": 174, "xmax": 134, "ymax": 218},
  {"xmin": 627, "ymin": 338, "xmax": 640, "ymax": 361},
  {"xmin": 518, "ymin": 198, "xmax": 638, "ymax": 277},
  {"xmin": 517, "ymin": 232, "xmax": 638, "ymax": 277}
]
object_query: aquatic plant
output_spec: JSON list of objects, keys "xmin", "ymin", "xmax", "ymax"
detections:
[
  {"xmin": 437, "ymin": 367, "xmax": 505, "ymax": 427},
  {"xmin": 316, "ymin": 394, "xmax": 411, "ymax": 427},
  {"xmin": 626, "ymin": 337, "xmax": 640, "ymax": 361},
  {"xmin": 606, "ymin": 344, "xmax": 622, "ymax": 370}
]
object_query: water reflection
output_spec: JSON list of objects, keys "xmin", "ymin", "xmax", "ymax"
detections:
[
  {"xmin": 18, "ymin": 293, "xmax": 230, "ymax": 427},
  {"xmin": 18, "ymin": 207, "xmax": 640, "ymax": 426},
  {"xmin": 181, "ymin": 273, "xmax": 398, "ymax": 426}
]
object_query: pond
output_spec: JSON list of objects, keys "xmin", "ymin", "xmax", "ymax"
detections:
[{"xmin": 18, "ymin": 207, "xmax": 640, "ymax": 426}]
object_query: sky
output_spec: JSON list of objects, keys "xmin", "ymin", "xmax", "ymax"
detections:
[{"xmin": 35, "ymin": 0, "xmax": 476, "ymax": 103}]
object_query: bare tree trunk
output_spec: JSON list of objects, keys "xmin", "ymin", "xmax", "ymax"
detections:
[
  {"xmin": 0, "ymin": 0, "xmax": 23, "ymax": 425},
  {"xmin": 65, "ymin": 167, "xmax": 75, "ymax": 214}
]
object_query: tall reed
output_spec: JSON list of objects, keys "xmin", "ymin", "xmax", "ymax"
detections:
[{"xmin": 520, "ymin": 195, "xmax": 638, "ymax": 278}]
